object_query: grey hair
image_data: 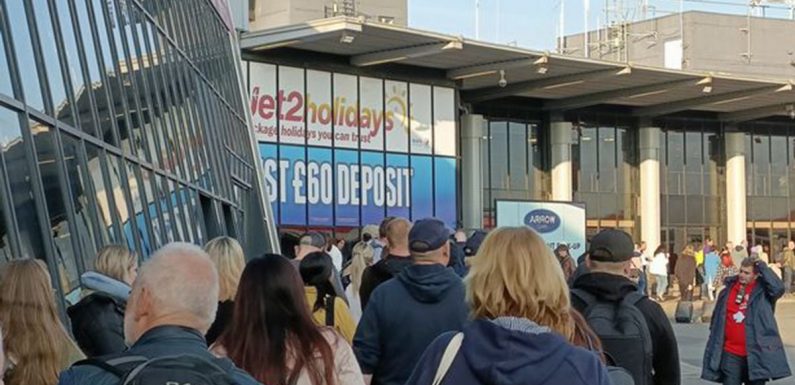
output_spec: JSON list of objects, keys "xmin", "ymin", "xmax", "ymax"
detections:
[{"xmin": 136, "ymin": 242, "xmax": 220, "ymax": 329}]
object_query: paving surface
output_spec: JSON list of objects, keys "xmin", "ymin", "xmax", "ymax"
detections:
[{"xmin": 673, "ymin": 297, "xmax": 795, "ymax": 385}]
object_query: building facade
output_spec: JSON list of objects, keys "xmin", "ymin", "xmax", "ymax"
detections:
[
  {"xmin": 0, "ymin": 0, "xmax": 272, "ymax": 308},
  {"xmin": 247, "ymin": 0, "xmax": 407, "ymax": 31}
]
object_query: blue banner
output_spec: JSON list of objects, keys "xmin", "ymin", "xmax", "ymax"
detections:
[
  {"xmin": 308, "ymin": 147, "xmax": 333, "ymax": 226},
  {"xmin": 411, "ymin": 156, "xmax": 433, "ymax": 220}
]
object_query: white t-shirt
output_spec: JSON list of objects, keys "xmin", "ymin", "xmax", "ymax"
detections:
[
  {"xmin": 649, "ymin": 253, "xmax": 669, "ymax": 276},
  {"xmin": 328, "ymin": 245, "xmax": 344, "ymax": 273}
]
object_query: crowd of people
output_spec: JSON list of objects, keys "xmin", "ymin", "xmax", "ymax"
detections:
[{"xmin": 0, "ymin": 216, "xmax": 792, "ymax": 385}]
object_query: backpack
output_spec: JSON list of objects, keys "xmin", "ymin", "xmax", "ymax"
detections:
[
  {"xmin": 571, "ymin": 289, "xmax": 653, "ymax": 385},
  {"xmin": 74, "ymin": 354, "xmax": 238, "ymax": 385}
]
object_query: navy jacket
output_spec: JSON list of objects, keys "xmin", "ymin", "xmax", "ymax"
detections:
[
  {"xmin": 353, "ymin": 263, "xmax": 468, "ymax": 385},
  {"xmin": 57, "ymin": 325, "xmax": 261, "ymax": 385},
  {"xmin": 702, "ymin": 263, "xmax": 792, "ymax": 382},
  {"xmin": 406, "ymin": 319, "xmax": 610, "ymax": 385}
]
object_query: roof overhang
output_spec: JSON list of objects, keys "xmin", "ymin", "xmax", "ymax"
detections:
[{"xmin": 241, "ymin": 17, "xmax": 795, "ymax": 122}]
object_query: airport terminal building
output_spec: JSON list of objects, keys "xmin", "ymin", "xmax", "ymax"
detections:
[{"xmin": 241, "ymin": 16, "xmax": 795, "ymax": 258}]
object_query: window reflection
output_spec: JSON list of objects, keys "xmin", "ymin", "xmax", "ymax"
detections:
[
  {"xmin": 6, "ymin": 2, "xmax": 45, "ymax": 110},
  {"xmin": 141, "ymin": 168, "xmax": 164, "ymax": 247},
  {"xmin": 32, "ymin": 0, "xmax": 67, "ymax": 115},
  {"xmin": 0, "ymin": 15, "xmax": 12, "ymax": 96},
  {"xmin": 106, "ymin": 154, "xmax": 133, "ymax": 251},
  {"xmin": 84, "ymin": 144, "xmax": 117, "ymax": 243},
  {"xmin": 60, "ymin": 133, "xmax": 101, "ymax": 263}
]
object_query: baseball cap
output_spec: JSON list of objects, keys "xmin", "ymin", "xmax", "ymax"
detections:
[
  {"xmin": 361, "ymin": 225, "xmax": 379, "ymax": 241},
  {"xmin": 464, "ymin": 230, "xmax": 487, "ymax": 256},
  {"xmin": 588, "ymin": 229, "xmax": 634, "ymax": 262},
  {"xmin": 409, "ymin": 218, "xmax": 452, "ymax": 253},
  {"xmin": 298, "ymin": 231, "xmax": 326, "ymax": 248}
]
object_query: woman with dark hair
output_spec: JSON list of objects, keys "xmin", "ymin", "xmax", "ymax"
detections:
[
  {"xmin": 300, "ymin": 252, "xmax": 357, "ymax": 343},
  {"xmin": 212, "ymin": 254, "xmax": 364, "ymax": 385}
]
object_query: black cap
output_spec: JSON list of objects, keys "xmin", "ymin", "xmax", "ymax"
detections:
[
  {"xmin": 409, "ymin": 218, "xmax": 451, "ymax": 253},
  {"xmin": 298, "ymin": 231, "xmax": 326, "ymax": 248},
  {"xmin": 588, "ymin": 229, "xmax": 634, "ymax": 262},
  {"xmin": 464, "ymin": 230, "xmax": 487, "ymax": 256}
]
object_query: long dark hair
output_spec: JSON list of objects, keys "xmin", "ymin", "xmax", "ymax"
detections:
[
  {"xmin": 218, "ymin": 254, "xmax": 335, "ymax": 385},
  {"xmin": 300, "ymin": 252, "xmax": 337, "ymax": 313}
]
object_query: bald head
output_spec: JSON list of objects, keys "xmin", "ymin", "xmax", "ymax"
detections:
[{"xmin": 124, "ymin": 243, "xmax": 219, "ymax": 345}]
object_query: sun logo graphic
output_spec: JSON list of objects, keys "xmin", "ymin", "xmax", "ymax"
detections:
[{"xmin": 385, "ymin": 84, "xmax": 409, "ymax": 134}]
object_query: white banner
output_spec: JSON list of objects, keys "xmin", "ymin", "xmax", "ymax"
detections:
[
  {"xmin": 359, "ymin": 77, "xmax": 384, "ymax": 151},
  {"xmin": 496, "ymin": 200, "xmax": 587, "ymax": 257},
  {"xmin": 278, "ymin": 66, "xmax": 305, "ymax": 145},
  {"xmin": 433, "ymin": 87, "xmax": 456, "ymax": 156},
  {"xmin": 410, "ymin": 84, "xmax": 432, "ymax": 154},
  {"xmin": 385, "ymin": 81, "xmax": 409, "ymax": 153},
  {"xmin": 249, "ymin": 62, "xmax": 277, "ymax": 142},
  {"xmin": 333, "ymin": 73, "xmax": 359, "ymax": 149},
  {"xmin": 306, "ymin": 70, "xmax": 333, "ymax": 147}
]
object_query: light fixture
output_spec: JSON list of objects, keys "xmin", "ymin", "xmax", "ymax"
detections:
[
  {"xmin": 698, "ymin": 75, "xmax": 713, "ymax": 94},
  {"xmin": 498, "ymin": 70, "xmax": 507, "ymax": 88},
  {"xmin": 787, "ymin": 104, "xmax": 795, "ymax": 120},
  {"xmin": 534, "ymin": 55, "xmax": 549, "ymax": 75},
  {"xmin": 340, "ymin": 31, "xmax": 355, "ymax": 44}
]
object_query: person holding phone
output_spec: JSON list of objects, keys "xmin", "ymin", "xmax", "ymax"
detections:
[{"xmin": 702, "ymin": 258, "xmax": 791, "ymax": 385}]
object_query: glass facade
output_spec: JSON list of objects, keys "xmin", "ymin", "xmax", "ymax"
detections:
[{"xmin": 0, "ymin": 0, "xmax": 266, "ymax": 304}]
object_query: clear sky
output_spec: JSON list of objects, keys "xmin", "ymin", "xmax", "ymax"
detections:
[{"xmin": 408, "ymin": 0, "xmax": 795, "ymax": 50}]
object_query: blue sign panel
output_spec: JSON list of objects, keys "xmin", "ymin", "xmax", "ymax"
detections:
[
  {"xmin": 524, "ymin": 209, "xmax": 562, "ymax": 233},
  {"xmin": 335, "ymin": 149, "xmax": 360, "ymax": 227},
  {"xmin": 386, "ymin": 154, "xmax": 411, "ymax": 221},
  {"xmin": 307, "ymin": 147, "xmax": 333, "ymax": 226},
  {"xmin": 411, "ymin": 155, "xmax": 433, "ymax": 221},
  {"xmin": 434, "ymin": 157, "xmax": 457, "ymax": 228}
]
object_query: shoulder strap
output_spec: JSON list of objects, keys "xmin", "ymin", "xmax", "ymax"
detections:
[
  {"xmin": 570, "ymin": 288, "xmax": 598, "ymax": 308},
  {"xmin": 622, "ymin": 291, "xmax": 646, "ymax": 306},
  {"xmin": 432, "ymin": 333, "xmax": 464, "ymax": 385},
  {"xmin": 72, "ymin": 356, "xmax": 149, "ymax": 378},
  {"xmin": 325, "ymin": 295, "xmax": 335, "ymax": 327}
]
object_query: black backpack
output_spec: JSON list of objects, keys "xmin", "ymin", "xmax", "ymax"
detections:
[
  {"xmin": 571, "ymin": 289, "xmax": 653, "ymax": 385},
  {"xmin": 75, "ymin": 354, "xmax": 238, "ymax": 385}
]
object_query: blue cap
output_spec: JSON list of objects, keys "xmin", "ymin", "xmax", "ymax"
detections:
[{"xmin": 409, "ymin": 218, "xmax": 452, "ymax": 253}]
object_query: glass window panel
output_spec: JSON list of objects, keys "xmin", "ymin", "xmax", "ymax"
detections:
[
  {"xmin": 0, "ymin": 108, "xmax": 45, "ymax": 258},
  {"xmin": 753, "ymin": 134, "xmax": 771, "ymax": 196},
  {"xmin": 0, "ymin": 14, "xmax": 12, "ymax": 96},
  {"xmin": 84, "ymin": 144, "xmax": 116, "ymax": 243},
  {"xmin": 666, "ymin": 130, "xmax": 684, "ymax": 195},
  {"xmin": 577, "ymin": 126, "xmax": 598, "ymax": 193},
  {"xmin": 106, "ymin": 154, "xmax": 133, "ymax": 249},
  {"xmin": 771, "ymin": 135, "xmax": 788, "ymax": 197},
  {"xmin": 598, "ymin": 127, "xmax": 616, "ymax": 193},
  {"xmin": 31, "ymin": 0, "xmax": 67, "ymax": 114},
  {"xmin": 60, "ymin": 133, "xmax": 100, "ymax": 262},
  {"xmin": 686, "ymin": 196, "xmax": 705, "ymax": 224},
  {"xmin": 489, "ymin": 122, "xmax": 508, "ymax": 193},
  {"xmin": 168, "ymin": 179, "xmax": 188, "ymax": 241},
  {"xmin": 684, "ymin": 131, "xmax": 703, "ymax": 195},
  {"xmin": 30, "ymin": 119, "xmax": 79, "ymax": 293},
  {"xmin": 704, "ymin": 132, "xmax": 721, "ymax": 197},
  {"xmin": 6, "ymin": 2, "xmax": 45, "ymax": 110},
  {"xmin": 508, "ymin": 123, "xmax": 527, "ymax": 192},
  {"xmin": 157, "ymin": 175, "xmax": 177, "ymax": 242},
  {"xmin": 141, "ymin": 168, "xmax": 164, "ymax": 248}
]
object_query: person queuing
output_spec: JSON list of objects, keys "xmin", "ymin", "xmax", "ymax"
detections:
[
  {"xmin": 68, "ymin": 245, "xmax": 138, "ymax": 357},
  {"xmin": 556, "ymin": 244, "xmax": 576, "ymax": 282},
  {"xmin": 213, "ymin": 254, "xmax": 364, "ymax": 385},
  {"xmin": 359, "ymin": 218, "xmax": 413, "ymax": 310},
  {"xmin": 300, "ymin": 252, "xmax": 357, "ymax": 343},
  {"xmin": 650, "ymin": 245, "xmax": 670, "ymax": 301},
  {"xmin": 701, "ymin": 258, "xmax": 791, "ymax": 385},
  {"xmin": 405, "ymin": 227, "xmax": 610, "ymax": 385},
  {"xmin": 342, "ymin": 241, "xmax": 375, "ymax": 322},
  {"xmin": 676, "ymin": 245, "xmax": 698, "ymax": 301},
  {"xmin": 294, "ymin": 232, "xmax": 347, "ymax": 302},
  {"xmin": 1, "ymin": 260, "xmax": 84, "ymax": 385},
  {"xmin": 58, "ymin": 243, "xmax": 261, "ymax": 385},
  {"xmin": 354, "ymin": 218, "xmax": 468, "ymax": 385},
  {"xmin": 571, "ymin": 229, "xmax": 681, "ymax": 385},
  {"xmin": 204, "ymin": 236, "xmax": 246, "ymax": 345}
]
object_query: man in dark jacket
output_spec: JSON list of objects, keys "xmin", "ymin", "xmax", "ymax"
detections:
[
  {"xmin": 701, "ymin": 258, "xmax": 791, "ymax": 385},
  {"xmin": 57, "ymin": 243, "xmax": 261, "ymax": 385},
  {"xmin": 67, "ymin": 271, "xmax": 131, "ymax": 357},
  {"xmin": 353, "ymin": 218, "xmax": 468, "ymax": 385},
  {"xmin": 359, "ymin": 217, "xmax": 413, "ymax": 309},
  {"xmin": 571, "ymin": 229, "xmax": 681, "ymax": 385}
]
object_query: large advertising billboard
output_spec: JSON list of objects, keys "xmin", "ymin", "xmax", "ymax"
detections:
[
  {"xmin": 246, "ymin": 62, "xmax": 459, "ymax": 228},
  {"xmin": 496, "ymin": 200, "xmax": 587, "ymax": 257}
]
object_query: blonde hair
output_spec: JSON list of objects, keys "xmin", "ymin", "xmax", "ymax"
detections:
[
  {"xmin": 348, "ymin": 242, "xmax": 374, "ymax": 294},
  {"xmin": 465, "ymin": 227, "xmax": 573, "ymax": 339},
  {"xmin": 0, "ymin": 259, "xmax": 83, "ymax": 385},
  {"xmin": 204, "ymin": 237, "xmax": 245, "ymax": 302},
  {"xmin": 94, "ymin": 245, "xmax": 136, "ymax": 283}
]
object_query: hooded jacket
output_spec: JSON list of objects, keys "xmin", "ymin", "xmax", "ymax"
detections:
[
  {"xmin": 359, "ymin": 254, "xmax": 413, "ymax": 310},
  {"xmin": 701, "ymin": 262, "xmax": 791, "ymax": 383},
  {"xmin": 571, "ymin": 272, "xmax": 681, "ymax": 385},
  {"xmin": 353, "ymin": 263, "xmax": 468, "ymax": 385},
  {"xmin": 67, "ymin": 272, "xmax": 131, "ymax": 357},
  {"xmin": 405, "ymin": 318, "xmax": 609, "ymax": 385}
]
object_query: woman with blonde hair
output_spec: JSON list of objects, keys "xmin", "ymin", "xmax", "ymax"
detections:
[
  {"xmin": 0, "ymin": 259, "xmax": 84, "ymax": 385},
  {"xmin": 405, "ymin": 227, "xmax": 609, "ymax": 385},
  {"xmin": 342, "ymin": 241, "xmax": 374, "ymax": 321},
  {"xmin": 67, "ymin": 245, "xmax": 137, "ymax": 357},
  {"xmin": 204, "ymin": 236, "xmax": 246, "ymax": 345}
]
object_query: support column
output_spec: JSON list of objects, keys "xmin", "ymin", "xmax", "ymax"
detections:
[
  {"xmin": 725, "ymin": 131, "xmax": 747, "ymax": 245},
  {"xmin": 639, "ymin": 126, "xmax": 661, "ymax": 251},
  {"xmin": 461, "ymin": 114, "xmax": 485, "ymax": 230},
  {"xmin": 550, "ymin": 119, "xmax": 573, "ymax": 201}
]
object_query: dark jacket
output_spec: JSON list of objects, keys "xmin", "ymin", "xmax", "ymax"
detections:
[
  {"xmin": 67, "ymin": 272, "xmax": 130, "ymax": 357},
  {"xmin": 57, "ymin": 325, "xmax": 262, "ymax": 385},
  {"xmin": 206, "ymin": 300, "xmax": 234, "ymax": 345},
  {"xmin": 675, "ymin": 253, "xmax": 697, "ymax": 289},
  {"xmin": 359, "ymin": 254, "xmax": 413, "ymax": 310},
  {"xmin": 406, "ymin": 318, "xmax": 610, "ymax": 385},
  {"xmin": 449, "ymin": 241, "xmax": 469, "ymax": 277},
  {"xmin": 353, "ymin": 263, "xmax": 468, "ymax": 385},
  {"xmin": 701, "ymin": 263, "xmax": 791, "ymax": 382},
  {"xmin": 571, "ymin": 272, "xmax": 681, "ymax": 385}
]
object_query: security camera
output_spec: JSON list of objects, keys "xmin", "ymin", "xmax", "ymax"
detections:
[{"xmin": 498, "ymin": 70, "xmax": 507, "ymax": 88}]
